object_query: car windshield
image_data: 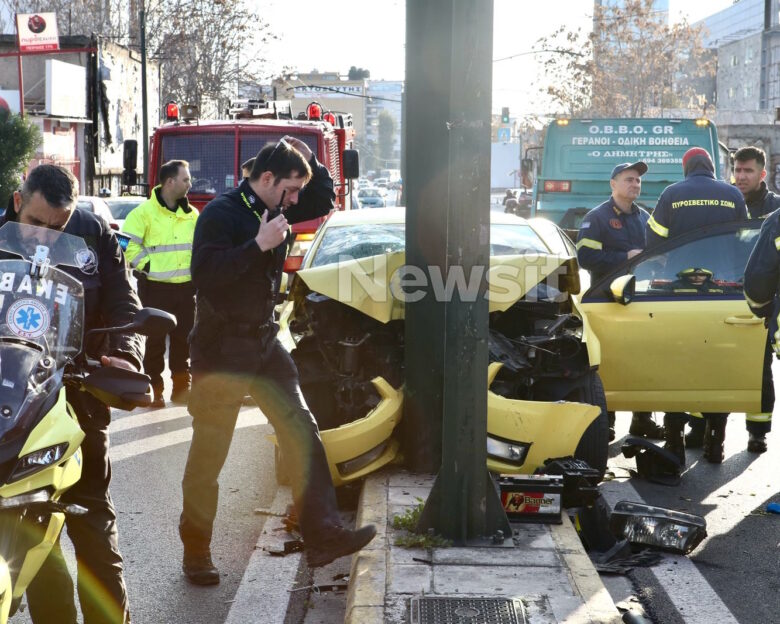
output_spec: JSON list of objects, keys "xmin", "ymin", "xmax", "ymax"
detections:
[
  {"xmin": 105, "ymin": 198, "xmax": 143, "ymax": 220},
  {"xmin": 359, "ymin": 189, "xmax": 381, "ymax": 198},
  {"xmin": 311, "ymin": 222, "xmax": 551, "ymax": 267}
]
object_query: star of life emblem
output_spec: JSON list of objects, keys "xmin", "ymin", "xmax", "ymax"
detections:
[{"xmin": 7, "ymin": 298, "xmax": 49, "ymax": 339}]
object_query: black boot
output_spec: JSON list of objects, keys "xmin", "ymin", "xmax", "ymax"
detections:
[
  {"xmin": 685, "ymin": 417, "xmax": 705, "ymax": 449},
  {"xmin": 306, "ymin": 524, "xmax": 377, "ymax": 568},
  {"xmin": 663, "ymin": 417, "xmax": 686, "ymax": 467},
  {"xmin": 702, "ymin": 416, "xmax": 726, "ymax": 464},
  {"xmin": 182, "ymin": 547, "xmax": 220, "ymax": 585},
  {"xmin": 629, "ymin": 412, "xmax": 664, "ymax": 439},
  {"xmin": 747, "ymin": 432, "xmax": 768, "ymax": 454}
]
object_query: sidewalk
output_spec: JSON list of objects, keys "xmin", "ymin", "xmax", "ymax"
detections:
[{"xmin": 345, "ymin": 469, "xmax": 622, "ymax": 624}]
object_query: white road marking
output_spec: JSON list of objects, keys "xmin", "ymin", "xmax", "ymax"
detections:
[
  {"xmin": 109, "ymin": 410, "xmax": 268, "ymax": 462},
  {"xmin": 600, "ymin": 480, "xmax": 740, "ymax": 623}
]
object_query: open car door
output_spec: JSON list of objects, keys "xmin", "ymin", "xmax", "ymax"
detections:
[{"xmin": 577, "ymin": 220, "xmax": 766, "ymax": 413}]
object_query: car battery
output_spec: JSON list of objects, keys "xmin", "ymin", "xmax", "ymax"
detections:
[
  {"xmin": 537, "ymin": 457, "xmax": 602, "ymax": 509},
  {"xmin": 497, "ymin": 474, "xmax": 563, "ymax": 524}
]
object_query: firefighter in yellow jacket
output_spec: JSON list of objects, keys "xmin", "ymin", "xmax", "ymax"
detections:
[{"xmin": 124, "ymin": 160, "xmax": 198, "ymax": 406}]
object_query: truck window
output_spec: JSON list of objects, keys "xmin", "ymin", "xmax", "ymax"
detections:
[
  {"xmin": 160, "ymin": 133, "xmax": 234, "ymax": 195},
  {"xmin": 240, "ymin": 134, "xmax": 318, "ymax": 169}
]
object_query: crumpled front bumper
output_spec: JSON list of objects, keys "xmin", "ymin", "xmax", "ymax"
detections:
[{"xmin": 315, "ymin": 363, "xmax": 599, "ymax": 486}]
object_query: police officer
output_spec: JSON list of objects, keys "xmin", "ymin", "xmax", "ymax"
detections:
[
  {"xmin": 179, "ymin": 136, "xmax": 375, "ymax": 585},
  {"xmin": 648, "ymin": 147, "xmax": 748, "ymax": 464},
  {"xmin": 577, "ymin": 161, "xmax": 663, "ymax": 441},
  {"xmin": 737, "ymin": 146, "xmax": 780, "ymax": 454},
  {"xmin": 6, "ymin": 165, "xmax": 142, "ymax": 623},
  {"xmin": 124, "ymin": 160, "xmax": 198, "ymax": 407}
]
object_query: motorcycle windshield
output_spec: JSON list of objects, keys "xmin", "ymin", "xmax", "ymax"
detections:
[{"xmin": 0, "ymin": 224, "xmax": 86, "ymax": 442}]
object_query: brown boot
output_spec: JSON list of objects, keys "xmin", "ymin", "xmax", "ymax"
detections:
[
  {"xmin": 150, "ymin": 381, "xmax": 165, "ymax": 408},
  {"xmin": 171, "ymin": 372, "xmax": 191, "ymax": 405}
]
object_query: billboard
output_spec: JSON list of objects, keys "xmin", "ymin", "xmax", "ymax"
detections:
[
  {"xmin": 16, "ymin": 13, "xmax": 59, "ymax": 52},
  {"xmin": 45, "ymin": 60, "xmax": 87, "ymax": 118}
]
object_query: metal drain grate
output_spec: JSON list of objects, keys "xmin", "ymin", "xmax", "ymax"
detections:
[{"xmin": 410, "ymin": 596, "xmax": 527, "ymax": 624}]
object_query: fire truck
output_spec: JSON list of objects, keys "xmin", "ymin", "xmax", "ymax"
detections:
[{"xmin": 128, "ymin": 99, "xmax": 359, "ymax": 271}]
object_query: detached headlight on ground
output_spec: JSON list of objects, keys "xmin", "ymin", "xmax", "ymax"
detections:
[
  {"xmin": 10, "ymin": 442, "xmax": 69, "ymax": 481},
  {"xmin": 486, "ymin": 435, "xmax": 530, "ymax": 466},
  {"xmin": 609, "ymin": 500, "xmax": 707, "ymax": 554}
]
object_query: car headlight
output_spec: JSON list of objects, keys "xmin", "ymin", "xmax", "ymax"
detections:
[
  {"xmin": 486, "ymin": 435, "xmax": 530, "ymax": 466},
  {"xmin": 10, "ymin": 443, "xmax": 69, "ymax": 482},
  {"xmin": 337, "ymin": 441, "xmax": 389, "ymax": 477},
  {"xmin": 609, "ymin": 500, "xmax": 707, "ymax": 554}
]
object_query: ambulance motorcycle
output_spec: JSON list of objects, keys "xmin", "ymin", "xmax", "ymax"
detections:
[{"xmin": 0, "ymin": 222, "xmax": 171, "ymax": 622}]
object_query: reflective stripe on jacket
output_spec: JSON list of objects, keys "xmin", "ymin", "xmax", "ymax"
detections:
[{"xmin": 123, "ymin": 187, "xmax": 198, "ymax": 283}]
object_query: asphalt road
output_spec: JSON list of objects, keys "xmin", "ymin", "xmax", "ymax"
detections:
[
  {"xmin": 11, "ymin": 401, "xmax": 275, "ymax": 624},
  {"xmin": 604, "ymin": 377, "xmax": 780, "ymax": 623}
]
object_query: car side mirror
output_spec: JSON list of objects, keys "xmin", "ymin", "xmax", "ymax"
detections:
[
  {"xmin": 521, "ymin": 158, "xmax": 535, "ymax": 188},
  {"xmin": 610, "ymin": 274, "xmax": 635, "ymax": 305}
]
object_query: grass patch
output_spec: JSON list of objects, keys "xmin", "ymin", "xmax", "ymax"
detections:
[{"xmin": 391, "ymin": 499, "xmax": 452, "ymax": 549}]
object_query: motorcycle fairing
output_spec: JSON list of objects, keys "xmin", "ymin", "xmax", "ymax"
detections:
[{"xmin": 11, "ymin": 512, "xmax": 65, "ymax": 601}]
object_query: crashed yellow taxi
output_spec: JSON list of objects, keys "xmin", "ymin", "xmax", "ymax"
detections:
[{"xmin": 277, "ymin": 208, "xmax": 606, "ymax": 487}]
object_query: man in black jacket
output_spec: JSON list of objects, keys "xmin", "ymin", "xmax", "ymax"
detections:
[
  {"xmin": 647, "ymin": 148, "xmax": 748, "ymax": 465},
  {"xmin": 576, "ymin": 161, "xmax": 663, "ymax": 441},
  {"xmin": 6, "ymin": 165, "xmax": 143, "ymax": 624},
  {"xmin": 730, "ymin": 145, "xmax": 779, "ymax": 453},
  {"xmin": 734, "ymin": 145, "xmax": 780, "ymax": 219},
  {"xmin": 179, "ymin": 137, "xmax": 375, "ymax": 585}
]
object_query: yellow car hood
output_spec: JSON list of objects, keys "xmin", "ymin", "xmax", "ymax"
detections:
[{"xmin": 297, "ymin": 252, "xmax": 578, "ymax": 323}]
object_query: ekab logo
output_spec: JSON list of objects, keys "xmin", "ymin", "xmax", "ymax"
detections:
[{"xmin": 7, "ymin": 298, "xmax": 50, "ymax": 339}]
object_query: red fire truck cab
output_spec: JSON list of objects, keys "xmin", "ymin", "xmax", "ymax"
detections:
[{"xmin": 143, "ymin": 99, "xmax": 359, "ymax": 271}]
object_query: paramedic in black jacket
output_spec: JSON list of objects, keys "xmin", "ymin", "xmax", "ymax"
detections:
[
  {"xmin": 735, "ymin": 146, "xmax": 779, "ymax": 454},
  {"xmin": 647, "ymin": 147, "xmax": 748, "ymax": 466},
  {"xmin": 576, "ymin": 161, "xmax": 663, "ymax": 441},
  {"xmin": 5, "ymin": 164, "xmax": 143, "ymax": 624},
  {"xmin": 179, "ymin": 137, "xmax": 375, "ymax": 585}
]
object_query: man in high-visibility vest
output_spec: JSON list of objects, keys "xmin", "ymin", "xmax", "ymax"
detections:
[{"xmin": 124, "ymin": 159, "xmax": 198, "ymax": 407}]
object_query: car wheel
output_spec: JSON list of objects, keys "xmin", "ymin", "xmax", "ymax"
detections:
[
  {"xmin": 274, "ymin": 445, "xmax": 290, "ymax": 486},
  {"xmin": 572, "ymin": 370, "xmax": 609, "ymax": 479}
]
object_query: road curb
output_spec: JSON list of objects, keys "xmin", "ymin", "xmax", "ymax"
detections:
[
  {"xmin": 224, "ymin": 486, "xmax": 310, "ymax": 624},
  {"xmin": 550, "ymin": 513, "xmax": 623, "ymax": 623},
  {"xmin": 345, "ymin": 471, "xmax": 388, "ymax": 624}
]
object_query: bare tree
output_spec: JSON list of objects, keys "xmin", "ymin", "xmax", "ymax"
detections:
[
  {"xmin": 1, "ymin": 0, "xmax": 276, "ymax": 118},
  {"xmin": 536, "ymin": 0, "xmax": 714, "ymax": 117}
]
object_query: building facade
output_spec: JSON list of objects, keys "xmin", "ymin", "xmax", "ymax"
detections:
[{"xmin": 0, "ymin": 34, "xmax": 159, "ymax": 195}]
